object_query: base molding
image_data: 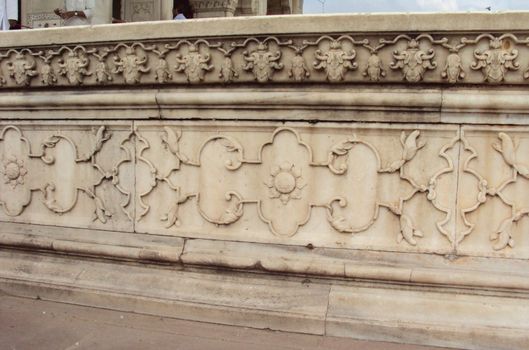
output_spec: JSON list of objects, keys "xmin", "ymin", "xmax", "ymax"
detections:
[{"xmin": 1, "ymin": 249, "xmax": 528, "ymax": 350}]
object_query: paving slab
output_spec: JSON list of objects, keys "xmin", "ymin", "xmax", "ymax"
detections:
[{"xmin": 0, "ymin": 294, "xmax": 451, "ymax": 350}]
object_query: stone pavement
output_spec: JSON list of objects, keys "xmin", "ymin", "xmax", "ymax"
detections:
[{"xmin": 0, "ymin": 293, "xmax": 453, "ymax": 350}]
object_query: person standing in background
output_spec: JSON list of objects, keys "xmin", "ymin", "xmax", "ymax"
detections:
[
  {"xmin": 54, "ymin": 0, "xmax": 112, "ymax": 26},
  {"xmin": 173, "ymin": 4, "xmax": 187, "ymax": 20},
  {"xmin": 0, "ymin": 0, "xmax": 9, "ymax": 31}
]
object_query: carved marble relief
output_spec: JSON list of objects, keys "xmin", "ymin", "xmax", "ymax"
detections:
[
  {"xmin": 0, "ymin": 123, "xmax": 134, "ymax": 232},
  {"xmin": 56, "ymin": 48, "xmax": 93, "ymax": 85},
  {"xmin": 2, "ymin": 32, "xmax": 529, "ymax": 88},
  {"xmin": 464, "ymin": 35, "xmax": 520, "ymax": 83},
  {"xmin": 110, "ymin": 44, "xmax": 152, "ymax": 84},
  {"xmin": 169, "ymin": 41, "xmax": 214, "ymax": 83},
  {"xmin": 238, "ymin": 38, "xmax": 289, "ymax": 83},
  {"xmin": 387, "ymin": 37, "xmax": 437, "ymax": 82},
  {"xmin": 5, "ymin": 121, "xmax": 529, "ymax": 256},
  {"xmin": 458, "ymin": 127, "xmax": 529, "ymax": 257},
  {"xmin": 133, "ymin": 123, "xmax": 458, "ymax": 253},
  {"xmin": 5, "ymin": 50, "xmax": 39, "ymax": 86},
  {"xmin": 306, "ymin": 36, "xmax": 359, "ymax": 82}
]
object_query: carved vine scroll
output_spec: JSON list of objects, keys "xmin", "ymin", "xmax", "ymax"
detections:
[{"xmin": 1, "ymin": 33, "xmax": 529, "ymax": 88}]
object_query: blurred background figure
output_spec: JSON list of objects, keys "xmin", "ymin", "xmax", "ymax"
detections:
[
  {"xmin": 174, "ymin": 0, "xmax": 193, "ymax": 19},
  {"xmin": 54, "ymin": 0, "xmax": 112, "ymax": 26},
  {"xmin": 0, "ymin": 0, "xmax": 9, "ymax": 30},
  {"xmin": 173, "ymin": 3, "xmax": 186, "ymax": 20}
]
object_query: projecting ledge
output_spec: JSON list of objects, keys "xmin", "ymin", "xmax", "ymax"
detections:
[
  {"xmin": 2, "ymin": 87, "xmax": 529, "ymax": 124},
  {"xmin": 2, "ymin": 223, "xmax": 529, "ymax": 292}
]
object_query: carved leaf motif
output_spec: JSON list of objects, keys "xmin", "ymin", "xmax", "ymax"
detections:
[
  {"xmin": 93, "ymin": 194, "xmax": 112, "ymax": 224},
  {"xmin": 382, "ymin": 159, "xmax": 406, "ymax": 173},
  {"xmin": 79, "ymin": 126, "xmax": 112, "ymax": 162},
  {"xmin": 40, "ymin": 64, "xmax": 57, "ymax": 86},
  {"xmin": 205, "ymin": 192, "xmax": 244, "ymax": 225},
  {"xmin": 327, "ymin": 136, "xmax": 358, "ymax": 174},
  {"xmin": 219, "ymin": 56, "xmax": 238, "ymax": 83},
  {"xmin": 217, "ymin": 138, "xmax": 240, "ymax": 152},
  {"xmin": 42, "ymin": 183, "xmax": 64, "ymax": 213},
  {"xmin": 328, "ymin": 211, "xmax": 354, "ymax": 233},
  {"xmin": 161, "ymin": 127, "xmax": 189, "ymax": 167},
  {"xmin": 477, "ymin": 179, "xmax": 488, "ymax": 203},
  {"xmin": 402, "ymin": 130, "xmax": 426, "ymax": 161},
  {"xmin": 491, "ymin": 217, "xmax": 515, "ymax": 251},
  {"xmin": 398, "ymin": 214, "xmax": 424, "ymax": 246},
  {"xmin": 313, "ymin": 40, "xmax": 357, "ymax": 82},
  {"xmin": 243, "ymin": 42, "xmax": 283, "ymax": 83},
  {"xmin": 288, "ymin": 54, "xmax": 310, "ymax": 82},
  {"xmin": 331, "ymin": 139, "xmax": 355, "ymax": 155},
  {"xmin": 492, "ymin": 132, "xmax": 529, "ymax": 177},
  {"xmin": 174, "ymin": 44, "xmax": 213, "ymax": 83},
  {"xmin": 391, "ymin": 39, "xmax": 436, "ymax": 82},
  {"xmin": 161, "ymin": 202, "xmax": 181, "ymax": 228},
  {"xmin": 161, "ymin": 126, "xmax": 181, "ymax": 152},
  {"xmin": 43, "ymin": 135, "xmax": 61, "ymax": 148},
  {"xmin": 426, "ymin": 178, "xmax": 437, "ymax": 201},
  {"xmin": 381, "ymin": 130, "xmax": 425, "ymax": 172},
  {"xmin": 441, "ymin": 53, "xmax": 465, "ymax": 83},
  {"xmin": 39, "ymin": 135, "xmax": 62, "ymax": 164},
  {"xmin": 492, "ymin": 132, "xmax": 516, "ymax": 166},
  {"xmin": 363, "ymin": 53, "xmax": 386, "ymax": 81},
  {"xmin": 7, "ymin": 53, "xmax": 38, "ymax": 86},
  {"xmin": 471, "ymin": 38, "xmax": 519, "ymax": 83},
  {"xmin": 217, "ymin": 206, "xmax": 243, "ymax": 225}
]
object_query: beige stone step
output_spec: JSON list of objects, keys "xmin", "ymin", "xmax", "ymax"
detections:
[{"xmin": 1, "ymin": 249, "xmax": 528, "ymax": 349}]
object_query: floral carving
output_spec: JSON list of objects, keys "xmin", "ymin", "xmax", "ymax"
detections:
[
  {"xmin": 257, "ymin": 128, "xmax": 312, "ymax": 236},
  {"xmin": 113, "ymin": 47, "xmax": 150, "ymax": 84},
  {"xmin": 289, "ymin": 54, "xmax": 310, "ymax": 82},
  {"xmin": 175, "ymin": 44, "xmax": 213, "ymax": 83},
  {"xmin": 0, "ymin": 126, "xmax": 33, "ymax": 217},
  {"xmin": 313, "ymin": 40, "xmax": 357, "ymax": 82},
  {"xmin": 326, "ymin": 198, "xmax": 356, "ymax": 233},
  {"xmin": 243, "ymin": 42, "xmax": 283, "ymax": 83},
  {"xmin": 264, "ymin": 162, "xmax": 306, "ymax": 204},
  {"xmin": 326, "ymin": 135, "xmax": 360, "ymax": 175},
  {"xmin": 160, "ymin": 127, "xmax": 189, "ymax": 168},
  {"xmin": 58, "ymin": 51, "xmax": 91, "ymax": 85},
  {"xmin": 442, "ymin": 53, "xmax": 465, "ymax": 83},
  {"xmin": 460, "ymin": 131, "xmax": 529, "ymax": 250},
  {"xmin": 3, "ymin": 33, "xmax": 529, "ymax": 88},
  {"xmin": 470, "ymin": 37, "xmax": 519, "ymax": 83},
  {"xmin": 381, "ymin": 130, "xmax": 426, "ymax": 173},
  {"xmin": 390, "ymin": 39, "xmax": 436, "ymax": 82},
  {"xmin": 492, "ymin": 132, "xmax": 529, "ymax": 177},
  {"xmin": 219, "ymin": 56, "xmax": 238, "ymax": 83},
  {"xmin": 161, "ymin": 188, "xmax": 195, "ymax": 228},
  {"xmin": 199, "ymin": 191, "xmax": 245, "ymax": 226},
  {"xmin": 40, "ymin": 63, "xmax": 57, "ymax": 86},
  {"xmin": 78, "ymin": 126, "xmax": 112, "ymax": 162},
  {"xmin": 7, "ymin": 52, "xmax": 37, "ymax": 86},
  {"xmin": 363, "ymin": 53, "xmax": 386, "ymax": 82},
  {"xmin": 41, "ymin": 183, "xmax": 62, "ymax": 213},
  {"xmin": 95, "ymin": 60, "xmax": 113, "ymax": 84},
  {"xmin": 155, "ymin": 57, "xmax": 172, "ymax": 83},
  {"xmin": 398, "ymin": 214, "xmax": 424, "ymax": 246},
  {"xmin": 1, "ymin": 155, "xmax": 27, "ymax": 189}
]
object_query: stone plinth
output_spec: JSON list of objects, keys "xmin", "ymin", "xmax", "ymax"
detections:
[{"xmin": 1, "ymin": 13, "xmax": 529, "ymax": 350}]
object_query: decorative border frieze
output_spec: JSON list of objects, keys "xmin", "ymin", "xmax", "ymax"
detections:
[
  {"xmin": 5, "ymin": 121, "xmax": 529, "ymax": 256},
  {"xmin": 3, "ymin": 33, "xmax": 529, "ymax": 88}
]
